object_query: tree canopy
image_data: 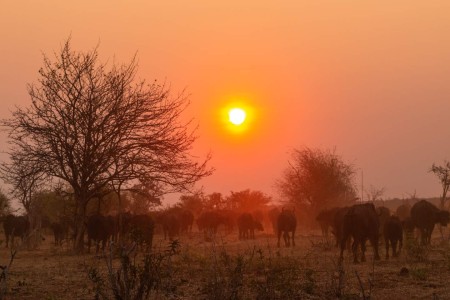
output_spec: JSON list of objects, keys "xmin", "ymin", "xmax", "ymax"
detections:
[{"xmin": 275, "ymin": 147, "xmax": 357, "ymax": 218}]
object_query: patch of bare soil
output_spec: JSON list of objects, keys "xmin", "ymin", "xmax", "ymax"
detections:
[{"xmin": 2, "ymin": 229, "xmax": 450, "ymax": 299}]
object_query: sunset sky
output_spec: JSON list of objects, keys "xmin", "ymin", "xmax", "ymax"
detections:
[{"xmin": 1, "ymin": 1, "xmax": 450, "ymax": 203}]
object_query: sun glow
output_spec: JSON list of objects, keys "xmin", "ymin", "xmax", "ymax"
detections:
[
  {"xmin": 228, "ymin": 108, "xmax": 246, "ymax": 125},
  {"xmin": 219, "ymin": 100, "xmax": 255, "ymax": 135}
]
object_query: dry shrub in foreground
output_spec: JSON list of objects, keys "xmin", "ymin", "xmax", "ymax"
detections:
[
  {"xmin": 89, "ymin": 240, "xmax": 180, "ymax": 300},
  {"xmin": 0, "ymin": 248, "xmax": 17, "ymax": 300}
]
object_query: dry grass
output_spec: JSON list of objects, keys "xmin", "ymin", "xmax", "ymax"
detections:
[{"xmin": 1, "ymin": 228, "xmax": 450, "ymax": 299}]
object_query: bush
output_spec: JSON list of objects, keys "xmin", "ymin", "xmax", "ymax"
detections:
[
  {"xmin": 250, "ymin": 248, "xmax": 304, "ymax": 299},
  {"xmin": 200, "ymin": 243, "xmax": 248, "ymax": 300},
  {"xmin": 89, "ymin": 240, "xmax": 179, "ymax": 300},
  {"xmin": 404, "ymin": 237, "xmax": 429, "ymax": 262}
]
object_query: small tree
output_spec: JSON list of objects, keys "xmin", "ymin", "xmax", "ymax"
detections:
[
  {"xmin": 365, "ymin": 185, "xmax": 386, "ymax": 202},
  {"xmin": 0, "ymin": 154, "xmax": 48, "ymax": 248},
  {"xmin": 275, "ymin": 147, "xmax": 357, "ymax": 222},
  {"xmin": 0, "ymin": 153, "xmax": 47, "ymax": 215},
  {"xmin": 225, "ymin": 189, "xmax": 272, "ymax": 212},
  {"xmin": 430, "ymin": 161, "xmax": 450, "ymax": 209}
]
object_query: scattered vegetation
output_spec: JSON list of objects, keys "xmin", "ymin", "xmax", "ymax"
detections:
[
  {"xmin": 0, "ymin": 248, "xmax": 17, "ymax": 300},
  {"xmin": 410, "ymin": 268, "xmax": 428, "ymax": 281},
  {"xmin": 89, "ymin": 240, "xmax": 180, "ymax": 300},
  {"xmin": 405, "ymin": 237, "xmax": 430, "ymax": 262}
]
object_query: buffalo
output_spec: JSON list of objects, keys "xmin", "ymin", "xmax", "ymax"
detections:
[
  {"xmin": 156, "ymin": 211, "xmax": 180, "ymax": 240},
  {"xmin": 178, "ymin": 209, "xmax": 194, "ymax": 234},
  {"xmin": 396, "ymin": 203, "xmax": 411, "ymax": 222},
  {"xmin": 50, "ymin": 215, "xmax": 73, "ymax": 246},
  {"xmin": 401, "ymin": 217, "xmax": 415, "ymax": 235},
  {"xmin": 277, "ymin": 208, "xmax": 297, "ymax": 247},
  {"xmin": 217, "ymin": 209, "xmax": 238, "ymax": 234},
  {"xmin": 123, "ymin": 214, "xmax": 155, "ymax": 251},
  {"xmin": 51, "ymin": 222, "xmax": 68, "ymax": 246},
  {"xmin": 376, "ymin": 206, "xmax": 391, "ymax": 233},
  {"xmin": 383, "ymin": 216, "xmax": 403, "ymax": 259},
  {"xmin": 316, "ymin": 207, "xmax": 340, "ymax": 238},
  {"xmin": 410, "ymin": 200, "xmax": 450, "ymax": 245},
  {"xmin": 340, "ymin": 203, "xmax": 380, "ymax": 263},
  {"xmin": 3, "ymin": 214, "xmax": 30, "ymax": 248},
  {"xmin": 331, "ymin": 207, "xmax": 350, "ymax": 247},
  {"xmin": 86, "ymin": 214, "xmax": 116, "ymax": 253},
  {"xmin": 196, "ymin": 211, "xmax": 228, "ymax": 241},
  {"xmin": 237, "ymin": 213, "xmax": 264, "ymax": 240}
]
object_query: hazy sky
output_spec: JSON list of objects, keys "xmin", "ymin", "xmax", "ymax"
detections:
[{"xmin": 1, "ymin": 1, "xmax": 450, "ymax": 203}]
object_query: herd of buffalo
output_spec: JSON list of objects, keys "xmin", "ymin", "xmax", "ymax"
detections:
[
  {"xmin": 1, "ymin": 199, "xmax": 449, "ymax": 263},
  {"xmin": 317, "ymin": 200, "xmax": 450, "ymax": 263}
]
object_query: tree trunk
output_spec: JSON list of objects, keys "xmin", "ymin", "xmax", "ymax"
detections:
[
  {"xmin": 117, "ymin": 186, "xmax": 123, "ymax": 245},
  {"xmin": 73, "ymin": 201, "xmax": 87, "ymax": 253},
  {"xmin": 441, "ymin": 193, "xmax": 447, "ymax": 209}
]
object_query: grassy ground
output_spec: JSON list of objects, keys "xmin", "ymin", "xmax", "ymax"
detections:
[{"xmin": 1, "ymin": 228, "xmax": 450, "ymax": 299}]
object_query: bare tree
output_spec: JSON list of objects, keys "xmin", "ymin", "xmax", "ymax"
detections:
[
  {"xmin": 430, "ymin": 161, "xmax": 450, "ymax": 209},
  {"xmin": 2, "ymin": 38, "xmax": 212, "ymax": 252},
  {"xmin": 365, "ymin": 185, "xmax": 386, "ymax": 202},
  {"xmin": 0, "ymin": 152, "xmax": 47, "ymax": 214},
  {"xmin": 0, "ymin": 153, "xmax": 49, "ymax": 249},
  {"xmin": 275, "ymin": 147, "xmax": 357, "ymax": 220}
]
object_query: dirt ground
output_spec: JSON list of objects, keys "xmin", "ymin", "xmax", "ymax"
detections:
[{"xmin": 2, "ymin": 227, "xmax": 450, "ymax": 299}]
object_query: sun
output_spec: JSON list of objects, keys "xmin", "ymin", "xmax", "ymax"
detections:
[{"xmin": 228, "ymin": 108, "xmax": 246, "ymax": 125}]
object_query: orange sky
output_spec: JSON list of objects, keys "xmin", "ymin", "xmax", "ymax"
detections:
[{"xmin": 1, "ymin": 1, "xmax": 450, "ymax": 203}]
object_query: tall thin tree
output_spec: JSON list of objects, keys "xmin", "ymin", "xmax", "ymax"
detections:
[{"xmin": 430, "ymin": 161, "xmax": 450, "ymax": 209}]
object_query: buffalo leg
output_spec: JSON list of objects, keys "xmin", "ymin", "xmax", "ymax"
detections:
[
  {"xmin": 392, "ymin": 240, "xmax": 398, "ymax": 257},
  {"xmin": 361, "ymin": 240, "xmax": 367, "ymax": 262},
  {"xmin": 370, "ymin": 236, "xmax": 380, "ymax": 260},
  {"xmin": 285, "ymin": 232, "xmax": 290, "ymax": 247},
  {"xmin": 352, "ymin": 239, "xmax": 359, "ymax": 263},
  {"xmin": 385, "ymin": 238, "xmax": 390, "ymax": 260}
]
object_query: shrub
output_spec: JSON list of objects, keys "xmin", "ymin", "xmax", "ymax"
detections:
[
  {"xmin": 89, "ymin": 240, "xmax": 179, "ymax": 300},
  {"xmin": 404, "ymin": 237, "xmax": 429, "ymax": 262}
]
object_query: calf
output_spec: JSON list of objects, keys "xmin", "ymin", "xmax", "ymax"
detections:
[{"xmin": 383, "ymin": 216, "xmax": 403, "ymax": 259}]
